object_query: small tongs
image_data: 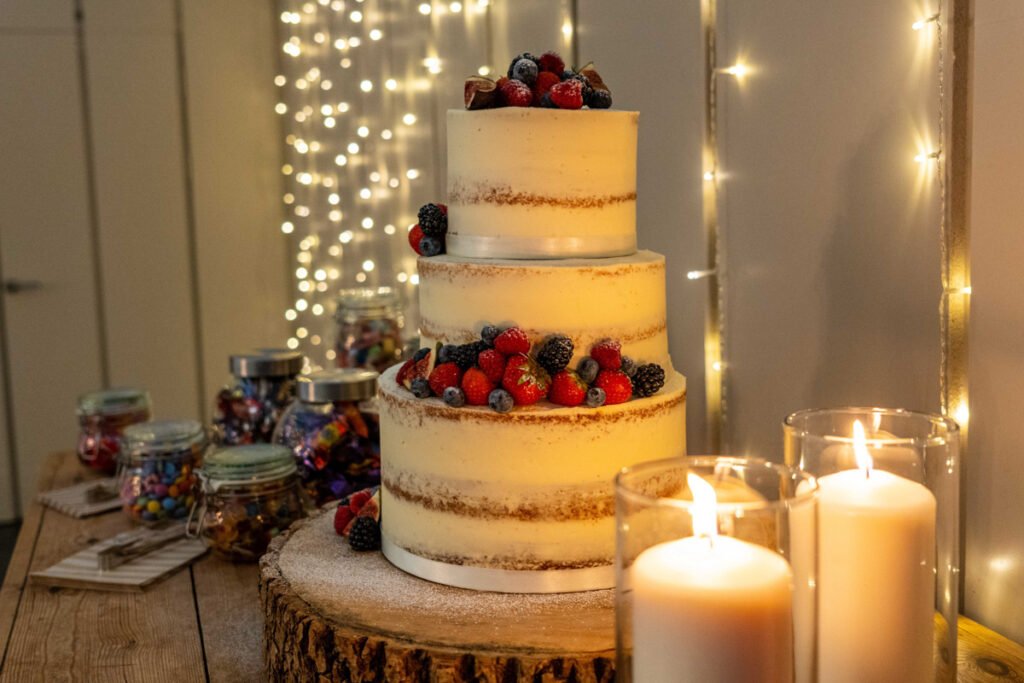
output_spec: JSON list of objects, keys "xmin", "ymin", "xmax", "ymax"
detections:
[{"xmin": 97, "ymin": 524, "xmax": 187, "ymax": 571}]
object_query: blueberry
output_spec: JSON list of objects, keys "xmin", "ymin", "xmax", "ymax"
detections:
[
  {"xmin": 588, "ymin": 89, "xmax": 612, "ymax": 109},
  {"xmin": 621, "ymin": 356, "xmax": 637, "ymax": 378},
  {"xmin": 540, "ymin": 93, "xmax": 557, "ymax": 108},
  {"xmin": 443, "ymin": 386, "xmax": 466, "ymax": 407},
  {"xmin": 419, "ymin": 236, "xmax": 444, "ymax": 257},
  {"xmin": 577, "ymin": 357, "xmax": 600, "ymax": 384},
  {"xmin": 507, "ymin": 52, "xmax": 539, "ymax": 80},
  {"xmin": 413, "ymin": 347, "xmax": 430, "ymax": 362},
  {"xmin": 512, "ymin": 59, "xmax": 539, "ymax": 86},
  {"xmin": 410, "ymin": 378, "xmax": 432, "ymax": 398},
  {"xmin": 480, "ymin": 325, "xmax": 501, "ymax": 346},
  {"xmin": 438, "ymin": 344, "xmax": 458, "ymax": 364},
  {"xmin": 488, "ymin": 388, "xmax": 514, "ymax": 413},
  {"xmin": 585, "ymin": 387, "xmax": 606, "ymax": 408},
  {"xmin": 560, "ymin": 69, "xmax": 575, "ymax": 81}
]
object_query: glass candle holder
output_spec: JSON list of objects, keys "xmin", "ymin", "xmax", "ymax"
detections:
[
  {"xmin": 783, "ymin": 407, "xmax": 960, "ymax": 683},
  {"xmin": 616, "ymin": 456, "xmax": 818, "ymax": 683}
]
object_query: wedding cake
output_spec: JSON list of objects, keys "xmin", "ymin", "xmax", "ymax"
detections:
[{"xmin": 377, "ymin": 52, "xmax": 687, "ymax": 593}]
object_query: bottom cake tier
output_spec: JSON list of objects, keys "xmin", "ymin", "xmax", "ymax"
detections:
[{"xmin": 378, "ymin": 363, "xmax": 687, "ymax": 593}]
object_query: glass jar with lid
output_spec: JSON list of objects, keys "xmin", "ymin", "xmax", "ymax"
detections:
[
  {"xmin": 212, "ymin": 349, "xmax": 303, "ymax": 445},
  {"xmin": 118, "ymin": 419, "xmax": 206, "ymax": 524},
  {"xmin": 273, "ymin": 369, "xmax": 380, "ymax": 506},
  {"xmin": 188, "ymin": 444, "xmax": 311, "ymax": 561},
  {"xmin": 333, "ymin": 287, "xmax": 404, "ymax": 372},
  {"xmin": 76, "ymin": 388, "xmax": 152, "ymax": 475}
]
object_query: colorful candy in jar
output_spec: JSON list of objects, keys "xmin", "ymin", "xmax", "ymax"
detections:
[
  {"xmin": 211, "ymin": 349, "xmax": 303, "ymax": 445},
  {"xmin": 273, "ymin": 369, "xmax": 381, "ymax": 506},
  {"xmin": 334, "ymin": 287, "xmax": 404, "ymax": 372},
  {"xmin": 76, "ymin": 388, "xmax": 151, "ymax": 475},
  {"xmin": 118, "ymin": 419, "xmax": 206, "ymax": 525}
]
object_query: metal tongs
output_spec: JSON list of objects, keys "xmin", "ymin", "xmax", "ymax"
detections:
[{"xmin": 96, "ymin": 523, "xmax": 187, "ymax": 571}]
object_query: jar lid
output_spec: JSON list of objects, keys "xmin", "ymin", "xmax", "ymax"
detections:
[
  {"xmin": 77, "ymin": 388, "xmax": 150, "ymax": 416},
  {"xmin": 334, "ymin": 287, "xmax": 400, "ymax": 318},
  {"xmin": 201, "ymin": 444, "xmax": 297, "ymax": 489},
  {"xmin": 229, "ymin": 349, "xmax": 304, "ymax": 378},
  {"xmin": 122, "ymin": 419, "xmax": 206, "ymax": 456},
  {"xmin": 297, "ymin": 369, "xmax": 379, "ymax": 402}
]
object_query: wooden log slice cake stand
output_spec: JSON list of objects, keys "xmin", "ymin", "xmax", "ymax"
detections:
[{"xmin": 259, "ymin": 510, "xmax": 616, "ymax": 682}]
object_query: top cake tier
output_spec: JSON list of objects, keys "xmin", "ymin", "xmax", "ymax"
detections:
[{"xmin": 446, "ymin": 108, "xmax": 638, "ymax": 260}]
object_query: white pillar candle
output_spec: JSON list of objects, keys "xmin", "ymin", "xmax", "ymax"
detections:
[
  {"xmin": 817, "ymin": 421, "xmax": 936, "ymax": 683},
  {"xmin": 631, "ymin": 474, "xmax": 794, "ymax": 683}
]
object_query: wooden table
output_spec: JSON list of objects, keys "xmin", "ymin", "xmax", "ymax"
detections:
[{"xmin": 2, "ymin": 452, "xmax": 1023, "ymax": 682}]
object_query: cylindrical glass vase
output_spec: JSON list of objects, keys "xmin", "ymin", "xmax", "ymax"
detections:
[
  {"xmin": 783, "ymin": 407, "xmax": 960, "ymax": 683},
  {"xmin": 616, "ymin": 456, "xmax": 818, "ymax": 683}
]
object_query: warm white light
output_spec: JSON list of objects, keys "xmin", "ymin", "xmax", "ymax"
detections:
[
  {"xmin": 334, "ymin": 38, "xmax": 347, "ymax": 50},
  {"xmin": 347, "ymin": 142, "xmax": 360, "ymax": 154},
  {"xmin": 954, "ymin": 401, "xmax": 970, "ymax": 427},
  {"xmin": 285, "ymin": 309, "xmax": 297, "ymax": 321},
  {"xmin": 720, "ymin": 63, "xmax": 749, "ymax": 78},
  {"xmin": 294, "ymin": 206, "xmax": 310, "ymax": 217},
  {"xmin": 328, "ymin": 193, "xmax": 340, "ymax": 205},
  {"xmin": 449, "ymin": 1, "xmax": 462, "ymax": 11},
  {"xmin": 915, "ymin": 150, "xmax": 941, "ymax": 164},
  {"xmin": 561, "ymin": 18, "xmax": 573, "ymax": 39},
  {"xmin": 423, "ymin": 57, "xmax": 442, "ymax": 74},
  {"xmin": 852, "ymin": 420, "xmax": 873, "ymax": 475},
  {"xmin": 296, "ymin": 267, "xmax": 308, "ymax": 279},
  {"xmin": 703, "ymin": 171, "xmax": 715, "ymax": 181},
  {"xmin": 349, "ymin": 37, "xmax": 361, "ymax": 47},
  {"xmin": 370, "ymin": 29, "xmax": 383, "ymax": 40},
  {"xmin": 711, "ymin": 360, "xmax": 723, "ymax": 372},
  {"xmin": 359, "ymin": 188, "xmax": 372, "ymax": 199},
  {"xmin": 385, "ymin": 78, "xmax": 398, "ymax": 91},
  {"xmin": 320, "ymin": 79, "xmax": 333, "ymax": 91},
  {"xmin": 410, "ymin": 273, "xmax": 420, "ymax": 285},
  {"xmin": 397, "ymin": 272, "xmax": 408, "ymax": 283},
  {"xmin": 362, "ymin": 259, "xmax": 375, "ymax": 272},
  {"xmin": 384, "ymin": 224, "xmax": 396, "ymax": 235},
  {"xmin": 369, "ymin": 172, "xmax": 381, "ymax": 182},
  {"xmin": 329, "ymin": 209, "xmax": 343, "ymax": 222},
  {"xmin": 687, "ymin": 473, "xmax": 718, "ymax": 538},
  {"xmin": 314, "ymin": 31, "xmax": 326, "ymax": 44},
  {"xmin": 337, "ymin": 102, "xmax": 350, "ymax": 112},
  {"xmin": 361, "ymin": 217, "xmax": 374, "ymax": 229},
  {"xmin": 388, "ymin": 178, "xmax": 399, "ymax": 188},
  {"xmin": 402, "ymin": 113, "xmax": 417, "ymax": 125},
  {"xmin": 275, "ymin": 102, "xmax": 288, "ymax": 115},
  {"xmin": 281, "ymin": 221, "xmax": 295, "ymax": 234},
  {"xmin": 286, "ymin": 337, "xmax": 299, "ymax": 350},
  {"xmin": 478, "ymin": 65, "xmax": 491, "ymax": 76},
  {"xmin": 295, "ymin": 77, "xmax": 308, "ymax": 90},
  {"xmin": 296, "ymin": 172, "xmax": 313, "ymax": 185},
  {"xmin": 356, "ymin": 272, "xmax": 367, "ymax": 283},
  {"xmin": 326, "ymin": 349, "xmax": 337, "ymax": 360},
  {"xmin": 283, "ymin": 193, "xmax": 295, "ymax": 204},
  {"xmin": 360, "ymin": 79, "xmax": 373, "ymax": 92},
  {"xmin": 380, "ymin": 129, "xmax": 393, "ymax": 140},
  {"xmin": 340, "ymin": 58, "xmax": 353, "ymax": 69},
  {"xmin": 349, "ymin": 10, "xmax": 363, "ymax": 22},
  {"xmin": 309, "ymin": 141, "xmax": 321, "ymax": 152},
  {"xmin": 418, "ymin": 3, "xmax": 432, "ymax": 14},
  {"xmin": 328, "ymin": 244, "xmax": 341, "ymax": 256},
  {"xmin": 274, "ymin": 75, "xmax": 287, "ymax": 87},
  {"xmin": 295, "ymin": 299, "xmax": 309, "ymax": 311},
  {"xmin": 314, "ymin": 269, "xmax": 327, "ymax": 281},
  {"xmin": 357, "ymin": 125, "xmax": 369, "ymax": 137},
  {"xmin": 339, "ymin": 230, "xmax": 354, "ymax": 243},
  {"xmin": 324, "ymin": 117, "xmax": 336, "ymax": 128},
  {"xmin": 281, "ymin": 164, "xmax": 293, "ymax": 175},
  {"xmin": 294, "ymin": 139, "xmax": 309, "ymax": 153},
  {"xmin": 406, "ymin": 169, "xmax": 420, "ymax": 179},
  {"xmin": 297, "ymin": 327, "xmax": 309, "ymax": 339},
  {"xmin": 298, "ymin": 281, "xmax": 311, "ymax": 292},
  {"xmin": 334, "ymin": 154, "xmax": 348, "ymax": 166},
  {"xmin": 913, "ymin": 14, "xmax": 939, "ymax": 31}
]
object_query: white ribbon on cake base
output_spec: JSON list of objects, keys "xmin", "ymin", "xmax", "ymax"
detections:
[
  {"xmin": 447, "ymin": 233, "xmax": 637, "ymax": 260},
  {"xmin": 382, "ymin": 538, "xmax": 614, "ymax": 594}
]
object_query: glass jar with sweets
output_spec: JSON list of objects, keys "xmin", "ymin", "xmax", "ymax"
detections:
[
  {"xmin": 118, "ymin": 419, "xmax": 206, "ymax": 525},
  {"xmin": 273, "ymin": 369, "xmax": 380, "ymax": 506},
  {"xmin": 76, "ymin": 388, "xmax": 152, "ymax": 475},
  {"xmin": 334, "ymin": 287, "xmax": 404, "ymax": 372},
  {"xmin": 211, "ymin": 349, "xmax": 303, "ymax": 445},
  {"xmin": 188, "ymin": 444, "xmax": 310, "ymax": 561}
]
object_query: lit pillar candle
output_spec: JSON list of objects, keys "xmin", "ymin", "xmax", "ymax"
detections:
[
  {"xmin": 817, "ymin": 420, "xmax": 936, "ymax": 683},
  {"xmin": 632, "ymin": 473, "xmax": 794, "ymax": 683}
]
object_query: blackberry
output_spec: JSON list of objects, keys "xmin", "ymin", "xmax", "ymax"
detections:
[
  {"xmin": 451, "ymin": 341, "xmax": 487, "ymax": 370},
  {"xmin": 417, "ymin": 203, "xmax": 448, "ymax": 237},
  {"xmin": 507, "ymin": 52, "xmax": 539, "ymax": 80},
  {"xmin": 585, "ymin": 387, "xmax": 606, "ymax": 408},
  {"xmin": 512, "ymin": 59, "xmax": 539, "ymax": 86},
  {"xmin": 577, "ymin": 357, "xmax": 600, "ymax": 384},
  {"xmin": 588, "ymin": 89, "xmax": 612, "ymax": 109},
  {"xmin": 537, "ymin": 335, "xmax": 574, "ymax": 375},
  {"xmin": 443, "ymin": 386, "xmax": 466, "ymax": 407},
  {"xmin": 488, "ymin": 388, "xmax": 514, "ymax": 413},
  {"xmin": 438, "ymin": 344, "xmax": 458, "ymax": 364},
  {"xmin": 410, "ymin": 378, "xmax": 432, "ymax": 398},
  {"xmin": 632, "ymin": 364, "xmax": 665, "ymax": 398},
  {"xmin": 480, "ymin": 324, "xmax": 501, "ymax": 346},
  {"xmin": 621, "ymin": 356, "xmax": 637, "ymax": 378},
  {"xmin": 419, "ymin": 235, "xmax": 444, "ymax": 257},
  {"xmin": 348, "ymin": 516, "xmax": 381, "ymax": 551},
  {"xmin": 569, "ymin": 73, "xmax": 594, "ymax": 102}
]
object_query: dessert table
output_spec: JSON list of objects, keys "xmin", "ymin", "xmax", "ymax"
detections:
[{"xmin": 1, "ymin": 452, "xmax": 1022, "ymax": 682}]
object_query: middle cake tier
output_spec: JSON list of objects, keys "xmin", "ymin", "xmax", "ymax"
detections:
[{"xmin": 417, "ymin": 250, "xmax": 669, "ymax": 368}]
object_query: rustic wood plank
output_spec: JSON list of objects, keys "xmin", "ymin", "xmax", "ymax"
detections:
[
  {"xmin": 959, "ymin": 616, "xmax": 1024, "ymax": 682},
  {"xmin": 192, "ymin": 561, "xmax": 265, "ymax": 683}
]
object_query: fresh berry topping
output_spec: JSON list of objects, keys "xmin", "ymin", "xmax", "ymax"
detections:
[
  {"xmin": 428, "ymin": 362, "xmax": 462, "ymax": 396},
  {"xmin": 395, "ymin": 358, "xmax": 416, "ymax": 385},
  {"xmin": 538, "ymin": 51, "xmax": 566, "ymax": 74},
  {"xmin": 488, "ymin": 388, "xmax": 514, "ymax": 413},
  {"xmin": 348, "ymin": 489, "xmax": 372, "ymax": 512},
  {"xmin": 540, "ymin": 92, "xmax": 557, "ymax": 108},
  {"xmin": 595, "ymin": 369, "xmax": 633, "ymax": 404},
  {"xmin": 438, "ymin": 344, "xmax": 458, "ymax": 364},
  {"xmin": 507, "ymin": 52, "xmax": 539, "ymax": 79},
  {"xmin": 461, "ymin": 367, "xmax": 494, "ymax": 406},
  {"xmin": 397, "ymin": 351, "xmax": 431, "ymax": 389},
  {"xmin": 464, "ymin": 75, "xmax": 498, "ymax": 110},
  {"xmin": 585, "ymin": 386, "xmax": 607, "ymax": 408},
  {"xmin": 560, "ymin": 69, "xmax": 576, "ymax": 81},
  {"xmin": 419, "ymin": 235, "xmax": 444, "ymax": 257},
  {"xmin": 355, "ymin": 490, "xmax": 380, "ymax": 521},
  {"xmin": 410, "ymin": 377, "xmax": 432, "ymax": 398},
  {"xmin": 549, "ymin": 370, "xmax": 588, "ymax": 407},
  {"xmin": 480, "ymin": 324, "xmax": 501, "ymax": 346},
  {"xmin": 536, "ymin": 334, "xmax": 574, "ymax": 375},
  {"xmin": 451, "ymin": 341, "xmax": 487, "ymax": 370},
  {"xmin": 590, "ymin": 339, "xmax": 622, "ymax": 370},
  {"xmin": 413, "ymin": 347, "xmax": 431, "ymax": 362},
  {"xmin": 621, "ymin": 356, "xmax": 638, "ymax": 378},
  {"xmin": 334, "ymin": 504, "xmax": 354, "ymax": 535},
  {"xmin": 532, "ymin": 71, "xmax": 561, "ymax": 106},
  {"xmin": 549, "ymin": 79, "xmax": 584, "ymax": 110},
  {"xmin": 495, "ymin": 76, "xmax": 509, "ymax": 90},
  {"xmin": 502, "ymin": 354, "xmax": 551, "ymax": 405},
  {"xmin": 631, "ymin": 363, "xmax": 666, "ymax": 398},
  {"xmin": 494, "ymin": 327, "xmax": 531, "ymax": 355},
  {"xmin": 499, "ymin": 79, "xmax": 533, "ymax": 107},
  {"xmin": 443, "ymin": 386, "xmax": 466, "ymax": 407},
  {"xmin": 568, "ymin": 72, "xmax": 594, "ymax": 101},
  {"xmin": 417, "ymin": 203, "xmax": 448, "ymax": 237},
  {"xmin": 477, "ymin": 348, "xmax": 507, "ymax": 383},
  {"xmin": 588, "ymin": 89, "xmax": 612, "ymax": 109},
  {"xmin": 512, "ymin": 58, "xmax": 539, "ymax": 85},
  {"xmin": 348, "ymin": 516, "xmax": 381, "ymax": 551},
  {"xmin": 578, "ymin": 62, "xmax": 609, "ymax": 91},
  {"xmin": 408, "ymin": 224, "xmax": 425, "ymax": 254},
  {"xmin": 577, "ymin": 357, "xmax": 600, "ymax": 384}
]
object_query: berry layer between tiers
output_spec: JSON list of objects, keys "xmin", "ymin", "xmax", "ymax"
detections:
[
  {"xmin": 446, "ymin": 108, "xmax": 638, "ymax": 259},
  {"xmin": 417, "ymin": 250, "xmax": 669, "ymax": 368},
  {"xmin": 378, "ymin": 364, "xmax": 687, "ymax": 592}
]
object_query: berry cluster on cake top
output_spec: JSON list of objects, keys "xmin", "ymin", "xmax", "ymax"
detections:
[
  {"xmin": 465, "ymin": 51, "xmax": 612, "ymax": 110},
  {"xmin": 395, "ymin": 327, "xmax": 666, "ymax": 413},
  {"xmin": 408, "ymin": 202, "xmax": 448, "ymax": 257}
]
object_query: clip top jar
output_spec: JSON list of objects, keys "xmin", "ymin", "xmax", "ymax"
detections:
[
  {"xmin": 273, "ymin": 368, "xmax": 380, "ymax": 506},
  {"xmin": 334, "ymin": 287, "xmax": 404, "ymax": 372},
  {"xmin": 212, "ymin": 348, "xmax": 303, "ymax": 445},
  {"xmin": 189, "ymin": 444, "xmax": 310, "ymax": 562},
  {"xmin": 118, "ymin": 419, "xmax": 206, "ymax": 525},
  {"xmin": 76, "ymin": 388, "xmax": 152, "ymax": 475}
]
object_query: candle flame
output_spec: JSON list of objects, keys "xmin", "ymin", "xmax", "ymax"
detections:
[
  {"xmin": 853, "ymin": 419, "xmax": 874, "ymax": 476},
  {"xmin": 687, "ymin": 473, "xmax": 718, "ymax": 538}
]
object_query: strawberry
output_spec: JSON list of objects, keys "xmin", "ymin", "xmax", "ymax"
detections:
[
  {"xmin": 334, "ymin": 504, "xmax": 354, "ymax": 536},
  {"xmin": 590, "ymin": 339, "xmax": 622, "ymax": 370},
  {"xmin": 461, "ymin": 367, "xmax": 494, "ymax": 406},
  {"xmin": 502, "ymin": 354, "xmax": 551, "ymax": 405},
  {"xmin": 428, "ymin": 362, "xmax": 462, "ymax": 396},
  {"xmin": 549, "ymin": 370, "xmax": 588, "ymax": 407},
  {"xmin": 538, "ymin": 51, "xmax": 565, "ymax": 74},
  {"xmin": 532, "ymin": 71, "xmax": 561, "ymax": 106},
  {"xmin": 549, "ymin": 79, "xmax": 584, "ymax": 110},
  {"xmin": 408, "ymin": 224, "xmax": 425, "ymax": 254},
  {"xmin": 499, "ymin": 79, "xmax": 532, "ymax": 107},
  {"xmin": 494, "ymin": 327, "xmax": 530, "ymax": 355},
  {"xmin": 595, "ymin": 369, "xmax": 632, "ymax": 405},
  {"xmin": 477, "ymin": 349, "xmax": 507, "ymax": 384}
]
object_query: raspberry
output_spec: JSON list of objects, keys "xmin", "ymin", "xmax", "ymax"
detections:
[
  {"xmin": 538, "ymin": 51, "xmax": 565, "ymax": 74},
  {"xmin": 590, "ymin": 339, "xmax": 622, "ymax": 370},
  {"xmin": 595, "ymin": 369, "xmax": 633, "ymax": 405},
  {"xmin": 549, "ymin": 79, "xmax": 583, "ymax": 109},
  {"xmin": 499, "ymin": 79, "xmax": 532, "ymax": 107},
  {"xmin": 461, "ymin": 367, "xmax": 494, "ymax": 406},
  {"xmin": 502, "ymin": 354, "xmax": 551, "ymax": 405},
  {"xmin": 532, "ymin": 71, "xmax": 561, "ymax": 106},
  {"xmin": 494, "ymin": 327, "xmax": 530, "ymax": 355},
  {"xmin": 632, "ymin": 363, "xmax": 666, "ymax": 398},
  {"xmin": 428, "ymin": 362, "xmax": 462, "ymax": 396},
  {"xmin": 477, "ymin": 349, "xmax": 507, "ymax": 383},
  {"xmin": 348, "ymin": 516, "xmax": 381, "ymax": 551},
  {"xmin": 549, "ymin": 370, "xmax": 588, "ymax": 407},
  {"xmin": 536, "ymin": 334, "xmax": 574, "ymax": 375},
  {"xmin": 334, "ymin": 504, "xmax": 354, "ymax": 535},
  {"xmin": 408, "ymin": 224, "xmax": 425, "ymax": 254},
  {"xmin": 417, "ymin": 203, "xmax": 448, "ymax": 237}
]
